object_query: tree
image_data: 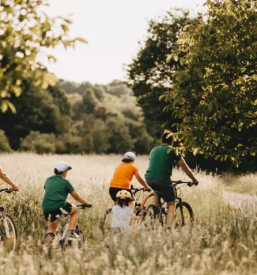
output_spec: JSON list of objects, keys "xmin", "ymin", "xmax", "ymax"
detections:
[
  {"xmin": 163, "ymin": 0, "xmax": 257, "ymax": 170},
  {"xmin": 0, "ymin": 82, "xmax": 71, "ymax": 149},
  {"xmin": 127, "ymin": 10, "xmax": 199, "ymax": 137},
  {"xmin": 0, "ymin": 129, "xmax": 11, "ymax": 152},
  {"xmin": 0, "ymin": 0, "xmax": 86, "ymax": 113}
]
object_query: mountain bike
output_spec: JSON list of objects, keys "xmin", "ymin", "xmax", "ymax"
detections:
[
  {"xmin": 0, "ymin": 188, "xmax": 17, "ymax": 256},
  {"xmin": 41, "ymin": 204, "xmax": 89, "ymax": 257},
  {"xmin": 143, "ymin": 180, "xmax": 194, "ymax": 227},
  {"xmin": 99, "ymin": 186, "xmax": 149, "ymax": 237}
]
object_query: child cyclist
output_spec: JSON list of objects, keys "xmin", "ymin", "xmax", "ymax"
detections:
[
  {"xmin": 109, "ymin": 152, "xmax": 151, "ymax": 208},
  {"xmin": 42, "ymin": 161, "xmax": 92, "ymax": 240},
  {"xmin": 111, "ymin": 190, "xmax": 135, "ymax": 231}
]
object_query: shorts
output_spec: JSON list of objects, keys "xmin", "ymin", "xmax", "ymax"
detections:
[
  {"xmin": 43, "ymin": 202, "xmax": 72, "ymax": 222},
  {"xmin": 109, "ymin": 187, "xmax": 133, "ymax": 202},
  {"xmin": 146, "ymin": 178, "xmax": 175, "ymax": 202}
]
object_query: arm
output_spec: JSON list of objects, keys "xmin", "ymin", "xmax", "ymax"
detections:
[
  {"xmin": 0, "ymin": 167, "xmax": 19, "ymax": 191},
  {"xmin": 178, "ymin": 159, "xmax": 198, "ymax": 184},
  {"xmin": 70, "ymin": 191, "xmax": 92, "ymax": 207},
  {"xmin": 134, "ymin": 171, "xmax": 151, "ymax": 191}
]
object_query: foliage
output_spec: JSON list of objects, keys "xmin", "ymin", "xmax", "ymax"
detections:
[
  {"xmin": 0, "ymin": 82, "xmax": 71, "ymax": 149},
  {"xmin": 20, "ymin": 131, "xmax": 56, "ymax": 154},
  {"xmin": 0, "ymin": 129, "xmax": 11, "ymax": 152},
  {"xmin": 127, "ymin": 10, "xmax": 198, "ymax": 137},
  {"xmin": 163, "ymin": 0, "xmax": 257, "ymax": 169},
  {"xmin": 0, "ymin": 0, "xmax": 86, "ymax": 113}
]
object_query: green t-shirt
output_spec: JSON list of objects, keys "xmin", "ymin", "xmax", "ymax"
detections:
[
  {"xmin": 145, "ymin": 145, "xmax": 182, "ymax": 179},
  {"xmin": 42, "ymin": 175, "xmax": 75, "ymax": 213}
]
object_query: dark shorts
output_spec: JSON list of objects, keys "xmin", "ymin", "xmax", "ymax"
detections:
[
  {"xmin": 43, "ymin": 202, "xmax": 72, "ymax": 222},
  {"xmin": 109, "ymin": 187, "xmax": 133, "ymax": 202},
  {"xmin": 146, "ymin": 178, "xmax": 175, "ymax": 202}
]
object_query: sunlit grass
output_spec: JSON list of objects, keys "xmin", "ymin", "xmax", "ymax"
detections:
[{"xmin": 0, "ymin": 153, "xmax": 257, "ymax": 274}]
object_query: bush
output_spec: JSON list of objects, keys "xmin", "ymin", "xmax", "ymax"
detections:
[
  {"xmin": 0, "ymin": 129, "xmax": 12, "ymax": 152},
  {"xmin": 20, "ymin": 131, "xmax": 56, "ymax": 154}
]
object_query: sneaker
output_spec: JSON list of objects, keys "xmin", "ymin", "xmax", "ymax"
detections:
[{"xmin": 67, "ymin": 232, "xmax": 79, "ymax": 241}]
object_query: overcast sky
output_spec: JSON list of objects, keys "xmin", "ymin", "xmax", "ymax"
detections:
[{"xmin": 45, "ymin": 0, "xmax": 205, "ymax": 84}]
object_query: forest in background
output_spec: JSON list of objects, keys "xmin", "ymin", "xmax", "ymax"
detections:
[{"xmin": 0, "ymin": 79, "xmax": 154, "ymax": 154}]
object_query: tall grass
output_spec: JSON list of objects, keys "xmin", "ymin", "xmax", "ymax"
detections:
[{"xmin": 0, "ymin": 153, "xmax": 257, "ymax": 274}]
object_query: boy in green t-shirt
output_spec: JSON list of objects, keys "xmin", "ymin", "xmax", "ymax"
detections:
[{"xmin": 42, "ymin": 161, "xmax": 92, "ymax": 240}]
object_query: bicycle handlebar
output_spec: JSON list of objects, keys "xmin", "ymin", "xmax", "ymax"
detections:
[
  {"xmin": 77, "ymin": 204, "xmax": 92, "ymax": 209},
  {"xmin": 171, "ymin": 180, "xmax": 198, "ymax": 187},
  {"xmin": 131, "ymin": 185, "xmax": 151, "ymax": 195},
  {"xmin": 0, "ymin": 188, "xmax": 11, "ymax": 194}
]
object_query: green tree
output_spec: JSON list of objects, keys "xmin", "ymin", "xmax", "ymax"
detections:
[
  {"xmin": 0, "ymin": 129, "xmax": 11, "ymax": 152},
  {"xmin": 0, "ymin": 82, "xmax": 71, "ymax": 149},
  {"xmin": 106, "ymin": 117, "xmax": 134, "ymax": 154},
  {"xmin": 127, "ymin": 10, "xmax": 198, "ymax": 137},
  {"xmin": 0, "ymin": 0, "xmax": 86, "ymax": 112},
  {"xmin": 20, "ymin": 131, "xmax": 56, "ymax": 154},
  {"xmin": 163, "ymin": 0, "xmax": 257, "ymax": 170}
]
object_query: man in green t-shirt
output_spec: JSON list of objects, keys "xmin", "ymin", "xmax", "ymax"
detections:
[
  {"xmin": 42, "ymin": 161, "xmax": 92, "ymax": 240},
  {"xmin": 145, "ymin": 130, "xmax": 198, "ymax": 227}
]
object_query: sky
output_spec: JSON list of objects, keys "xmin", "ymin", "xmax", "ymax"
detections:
[{"xmin": 45, "ymin": 0, "xmax": 205, "ymax": 84}]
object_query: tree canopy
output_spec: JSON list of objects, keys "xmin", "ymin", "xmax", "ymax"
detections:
[
  {"xmin": 163, "ymin": 0, "xmax": 257, "ymax": 169},
  {"xmin": 0, "ymin": 0, "xmax": 86, "ymax": 113}
]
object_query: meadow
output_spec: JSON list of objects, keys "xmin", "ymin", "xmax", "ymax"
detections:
[{"xmin": 0, "ymin": 153, "xmax": 257, "ymax": 275}]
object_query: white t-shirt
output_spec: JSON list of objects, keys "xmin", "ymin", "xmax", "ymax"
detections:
[{"xmin": 111, "ymin": 205, "xmax": 134, "ymax": 228}]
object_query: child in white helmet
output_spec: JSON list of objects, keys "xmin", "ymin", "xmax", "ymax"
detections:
[{"xmin": 111, "ymin": 190, "xmax": 135, "ymax": 229}]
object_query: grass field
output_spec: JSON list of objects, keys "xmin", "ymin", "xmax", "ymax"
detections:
[{"xmin": 0, "ymin": 153, "xmax": 257, "ymax": 275}]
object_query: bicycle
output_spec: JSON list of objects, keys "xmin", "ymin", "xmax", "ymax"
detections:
[
  {"xmin": 143, "ymin": 180, "xmax": 194, "ymax": 227},
  {"xmin": 99, "ymin": 186, "xmax": 149, "ymax": 237},
  {"xmin": 0, "ymin": 188, "xmax": 17, "ymax": 256},
  {"xmin": 41, "ymin": 204, "xmax": 89, "ymax": 256}
]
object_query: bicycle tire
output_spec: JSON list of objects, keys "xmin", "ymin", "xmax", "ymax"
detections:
[
  {"xmin": 99, "ymin": 208, "xmax": 112, "ymax": 237},
  {"xmin": 175, "ymin": 201, "xmax": 194, "ymax": 227},
  {"xmin": 40, "ymin": 232, "xmax": 55, "ymax": 257},
  {"xmin": 0, "ymin": 214, "xmax": 17, "ymax": 256},
  {"xmin": 143, "ymin": 204, "xmax": 163, "ymax": 227}
]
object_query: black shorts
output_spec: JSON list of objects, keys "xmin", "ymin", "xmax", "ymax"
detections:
[
  {"xmin": 109, "ymin": 187, "xmax": 133, "ymax": 202},
  {"xmin": 43, "ymin": 202, "xmax": 72, "ymax": 222},
  {"xmin": 146, "ymin": 178, "xmax": 175, "ymax": 202}
]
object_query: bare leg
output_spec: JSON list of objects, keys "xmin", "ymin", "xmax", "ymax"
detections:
[
  {"xmin": 68, "ymin": 206, "xmax": 78, "ymax": 231},
  {"xmin": 153, "ymin": 194, "xmax": 159, "ymax": 205},
  {"xmin": 166, "ymin": 201, "xmax": 176, "ymax": 228},
  {"xmin": 48, "ymin": 220, "xmax": 58, "ymax": 234}
]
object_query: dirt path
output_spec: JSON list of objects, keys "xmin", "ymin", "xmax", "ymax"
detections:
[{"xmin": 222, "ymin": 191, "xmax": 257, "ymax": 209}]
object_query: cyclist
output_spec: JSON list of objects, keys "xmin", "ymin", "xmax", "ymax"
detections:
[
  {"xmin": 0, "ymin": 166, "xmax": 19, "ymax": 191},
  {"xmin": 109, "ymin": 152, "xmax": 151, "ymax": 208},
  {"xmin": 145, "ymin": 130, "xmax": 198, "ymax": 228},
  {"xmin": 42, "ymin": 161, "xmax": 92, "ymax": 240},
  {"xmin": 110, "ymin": 190, "xmax": 135, "ymax": 231}
]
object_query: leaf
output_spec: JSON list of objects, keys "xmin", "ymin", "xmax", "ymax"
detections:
[
  {"xmin": 193, "ymin": 148, "xmax": 199, "ymax": 155},
  {"xmin": 47, "ymin": 55, "xmax": 57, "ymax": 63},
  {"xmin": 208, "ymin": 100, "xmax": 214, "ymax": 112},
  {"xmin": 61, "ymin": 24, "xmax": 69, "ymax": 33},
  {"xmin": 74, "ymin": 37, "xmax": 88, "ymax": 44}
]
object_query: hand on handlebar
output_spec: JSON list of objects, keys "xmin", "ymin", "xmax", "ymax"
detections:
[
  {"xmin": 144, "ymin": 187, "xmax": 151, "ymax": 192},
  {"xmin": 9, "ymin": 185, "xmax": 19, "ymax": 192},
  {"xmin": 188, "ymin": 180, "xmax": 199, "ymax": 187},
  {"xmin": 85, "ymin": 202, "xmax": 93, "ymax": 208}
]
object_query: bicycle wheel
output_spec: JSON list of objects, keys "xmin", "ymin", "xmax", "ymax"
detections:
[
  {"xmin": 99, "ymin": 208, "xmax": 112, "ymax": 237},
  {"xmin": 175, "ymin": 201, "xmax": 194, "ymax": 227},
  {"xmin": 0, "ymin": 214, "xmax": 17, "ymax": 256},
  {"xmin": 143, "ymin": 204, "xmax": 163, "ymax": 227},
  {"xmin": 41, "ymin": 232, "xmax": 56, "ymax": 257}
]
